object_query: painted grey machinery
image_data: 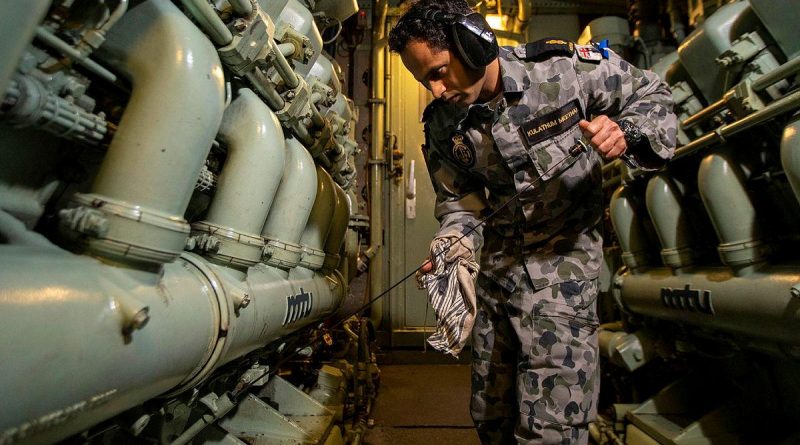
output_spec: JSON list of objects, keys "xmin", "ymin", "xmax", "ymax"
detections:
[
  {"xmin": 0, "ymin": 0, "xmax": 373, "ymax": 444},
  {"xmin": 594, "ymin": 1, "xmax": 800, "ymax": 444}
]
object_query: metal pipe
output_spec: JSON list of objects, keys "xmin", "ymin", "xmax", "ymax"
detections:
[
  {"xmin": 34, "ymin": 27, "xmax": 118, "ymax": 83},
  {"xmin": 618, "ymin": 266, "xmax": 800, "ymax": 345},
  {"xmin": 206, "ymin": 89, "xmax": 285, "ymax": 235},
  {"xmin": 0, "ymin": 248, "xmax": 220, "ymax": 445},
  {"xmin": 179, "ymin": 0, "xmax": 233, "ymax": 46},
  {"xmin": 609, "ymin": 185, "xmax": 652, "ymax": 271},
  {"xmin": 674, "ymin": 89, "xmax": 800, "ymax": 160},
  {"xmin": 645, "ymin": 174, "xmax": 695, "ymax": 268},
  {"xmin": 277, "ymin": 41, "xmax": 296, "ymax": 58},
  {"xmin": 513, "ymin": 0, "xmax": 530, "ymax": 34},
  {"xmin": 261, "ymin": 138, "xmax": 318, "ymax": 269},
  {"xmin": 245, "ymin": 67, "xmax": 286, "ymax": 110},
  {"xmin": 697, "ymin": 151, "xmax": 766, "ymax": 268},
  {"xmin": 368, "ymin": 0, "xmax": 389, "ymax": 328},
  {"xmin": 681, "ymin": 97, "xmax": 726, "ymax": 129},
  {"xmin": 269, "ymin": 39, "xmax": 299, "ymax": 89},
  {"xmin": 68, "ymin": 0, "xmax": 225, "ymax": 266},
  {"xmin": 76, "ymin": 0, "xmax": 130, "ymax": 55},
  {"xmin": 228, "ymin": 0, "xmax": 253, "ymax": 17},
  {"xmin": 298, "ymin": 167, "xmax": 336, "ymax": 270},
  {"xmin": 324, "ymin": 184, "xmax": 350, "ymax": 271},
  {"xmin": 753, "ymin": 56, "xmax": 800, "ymax": 92}
]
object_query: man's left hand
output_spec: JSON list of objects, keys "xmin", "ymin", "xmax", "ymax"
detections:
[{"xmin": 578, "ymin": 116, "xmax": 627, "ymax": 160}]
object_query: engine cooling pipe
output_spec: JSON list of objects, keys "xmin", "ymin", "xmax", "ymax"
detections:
[
  {"xmin": 610, "ymin": 185, "xmax": 653, "ymax": 272},
  {"xmin": 262, "ymin": 138, "xmax": 318, "ymax": 270},
  {"xmin": 645, "ymin": 174, "xmax": 696, "ymax": 269},
  {"xmin": 781, "ymin": 115, "xmax": 800, "ymax": 206},
  {"xmin": 697, "ymin": 151, "xmax": 767, "ymax": 270},
  {"xmin": 616, "ymin": 266, "xmax": 800, "ymax": 347},
  {"xmin": 191, "ymin": 89, "xmax": 286, "ymax": 270},
  {"xmin": 59, "ymin": 0, "xmax": 225, "ymax": 267}
]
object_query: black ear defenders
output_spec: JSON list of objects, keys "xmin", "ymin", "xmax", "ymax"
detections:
[{"xmin": 403, "ymin": 9, "xmax": 499, "ymax": 70}]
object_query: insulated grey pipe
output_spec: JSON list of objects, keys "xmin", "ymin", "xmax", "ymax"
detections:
[
  {"xmin": 781, "ymin": 115, "xmax": 800, "ymax": 205},
  {"xmin": 697, "ymin": 151, "xmax": 766, "ymax": 268},
  {"xmin": 179, "ymin": 0, "xmax": 233, "ymax": 46},
  {"xmin": 645, "ymin": 174, "xmax": 695, "ymax": 268},
  {"xmin": 207, "ymin": 89, "xmax": 285, "ymax": 235},
  {"xmin": 94, "ymin": 0, "xmax": 225, "ymax": 217},
  {"xmin": 610, "ymin": 185, "xmax": 652, "ymax": 271},
  {"xmin": 617, "ymin": 266, "xmax": 800, "ymax": 345},
  {"xmin": 262, "ymin": 138, "xmax": 317, "ymax": 246},
  {"xmin": 674, "ymin": 89, "xmax": 800, "ymax": 160},
  {"xmin": 0, "ymin": 247, "xmax": 219, "ymax": 445}
]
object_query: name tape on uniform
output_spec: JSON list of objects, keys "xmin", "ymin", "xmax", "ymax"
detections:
[{"xmin": 519, "ymin": 99, "xmax": 583, "ymax": 147}]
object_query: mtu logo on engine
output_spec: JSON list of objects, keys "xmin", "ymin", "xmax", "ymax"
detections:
[
  {"xmin": 660, "ymin": 284, "xmax": 714, "ymax": 315},
  {"xmin": 283, "ymin": 288, "xmax": 313, "ymax": 326}
]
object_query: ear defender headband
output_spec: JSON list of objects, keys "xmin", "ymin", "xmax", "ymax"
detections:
[{"xmin": 403, "ymin": 9, "xmax": 499, "ymax": 70}]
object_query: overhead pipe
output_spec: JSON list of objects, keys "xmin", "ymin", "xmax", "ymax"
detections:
[
  {"xmin": 60, "ymin": 0, "xmax": 225, "ymax": 267},
  {"xmin": 781, "ymin": 115, "xmax": 800, "ymax": 206},
  {"xmin": 261, "ymin": 138, "xmax": 318, "ymax": 270},
  {"xmin": 368, "ymin": 0, "xmax": 389, "ymax": 328},
  {"xmin": 697, "ymin": 151, "xmax": 767, "ymax": 270},
  {"xmin": 610, "ymin": 185, "xmax": 653, "ymax": 272},
  {"xmin": 645, "ymin": 174, "xmax": 696, "ymax": 269},
  {"xmin": 512, "ymin": 0, "xmax": 530, "ymax": 35},
  {"xmin": 192, "ymin": 89, "xmax": 286, "ymax": 270}
]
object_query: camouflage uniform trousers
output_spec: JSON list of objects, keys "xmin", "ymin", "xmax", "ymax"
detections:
[{"xmin": 470, "ymin": 271, "xmax": 600, "ymax": 444}]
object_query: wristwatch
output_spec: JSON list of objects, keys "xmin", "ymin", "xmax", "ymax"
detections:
[{"xmin": 618, "ymin": 119, "xmax": 645, "ymax": 149}]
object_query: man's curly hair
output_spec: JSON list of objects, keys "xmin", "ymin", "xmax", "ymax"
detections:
[{"xmin": 387, "ymin": 0, "xmax": 473, "ymax": 53}]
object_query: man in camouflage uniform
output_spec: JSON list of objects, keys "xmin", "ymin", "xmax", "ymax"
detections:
[{"xmin": 388, "ymin": 0, "xmax": 676, "ymax": 443}]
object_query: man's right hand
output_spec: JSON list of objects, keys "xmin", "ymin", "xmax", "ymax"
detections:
[{"xmin": 420, "ymin": 257, "xmax": 433, "ymax": 273}]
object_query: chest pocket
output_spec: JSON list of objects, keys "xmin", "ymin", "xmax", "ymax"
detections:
[
  {"xmin": 518, "ymin": 99, "xmax": 585, "ymax": 181},
  {"xmin": 527, "ymin": 125, "xmax": 584, "ymax": 181}
]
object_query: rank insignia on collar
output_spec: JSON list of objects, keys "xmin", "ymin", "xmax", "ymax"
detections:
[
  {"xmin": 450, "ymin": 132, "xmax": 476, "ymax": 168},
  {"xmin": 576, "ymin": 44, "xmax": 603, "ymax": 63}
]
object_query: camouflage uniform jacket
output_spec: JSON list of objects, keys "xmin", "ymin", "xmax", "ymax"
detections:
[{"xmin": 422, "ymin": 41, "xmax": 676, "ymax": 291}]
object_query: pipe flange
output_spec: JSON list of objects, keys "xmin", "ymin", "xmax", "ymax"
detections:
[
  {"xmin": 299, "ymin": 245, "xmax": 326, "ymax": 270},
  {"xmin": 718, "ymin": 239, "xmax": 769, "ymax": 266},
  {"xmin": 163, "ymin": 252, "xmax": 234, "ymax": 396},
  {"xmin": 660, "ymin": 246, "xmax": 695, "ymax": 268},
  {"xmin": 621, "ymin": 250, "xmax": 649, "ymax": 271},
  {"xmin": 59, "ymin": 193, "xmax": 189, "ymax": 265},
  {"xmin": 263, "ymin": 237, "xmax": 302, "ymax": 269},
  {"xmin": 190, "ymin": 221, "xmax": 265, "ymax": 269}
]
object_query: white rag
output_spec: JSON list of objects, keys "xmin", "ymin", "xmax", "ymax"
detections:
[{"xmin": 416, "ymin": 236, "xmax": 479, "ymax": 357}]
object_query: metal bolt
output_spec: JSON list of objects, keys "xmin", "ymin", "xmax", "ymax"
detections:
[
  {"xmin": 233, "ymin": 19, "xmax": 248, "ymax": 33},
  {"xmin": 129, "ymin": 307, "xmax": 150, "ymax": 331}
]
